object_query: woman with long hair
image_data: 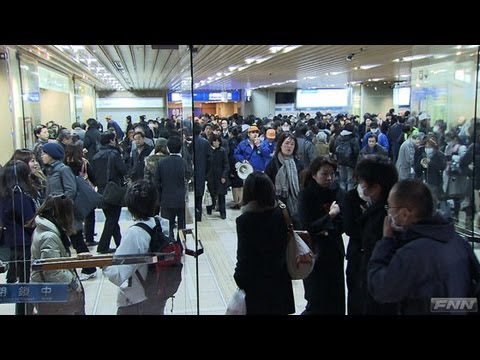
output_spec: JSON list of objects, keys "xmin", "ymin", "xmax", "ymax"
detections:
[
  {"xmin": 0, "ymin": 160, "xmax": 38, "ymax": 315},
  {"xmin": 11, "ymin": 148, "xmax": 46, "ymax": 206},
  {"xmin": 233, "ymin": 172, "xmax": 295, "ymax": 315},
  {"xmin": 29, "ymin": 194, "xmax": 85, "ymax": 315}
]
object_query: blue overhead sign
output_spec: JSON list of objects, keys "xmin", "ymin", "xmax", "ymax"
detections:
[
  {"xmin": 22, "ymin": 91, "xmax": 40, "ymax": 102},
  {"xmin": 169, "ymin": 90, "xmax": 240, "ymax": 102},
  {"xmin": 0, "ymin": 283, "xmax": 69, "ymax": 303}
]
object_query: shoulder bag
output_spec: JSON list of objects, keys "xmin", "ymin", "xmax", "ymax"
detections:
[
  {"xmin": 102, "ymin": 152, "xmax": 127, "ymax": 207},
  {"xmin": 278, "ymin": 201, "xmax": 315, "ymax": 280}
]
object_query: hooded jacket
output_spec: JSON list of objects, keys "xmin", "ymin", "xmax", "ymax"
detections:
[
  {"xmin": 368, "ymin": 215, "xmax": 473, "ymax": 315},
  {"xmin": 30, "ymin": 216, "xmax": 81, "ymax": 291}
]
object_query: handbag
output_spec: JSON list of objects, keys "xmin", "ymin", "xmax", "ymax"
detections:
[
  {"xmin": 103, "ymin": 181, "xmax": 126, "ymax": 207},
  {"xmin": 102, "ymin": 153, "xmax": 126, "ymax": 207},
  {"xmin": 74, "ymin": 176, "xmax": 103, "ymax": 219},
  {"xmin": 225, "ymin": 288, "xmax": 246, "ymax": 315},
  {"xmin": 59, "ymin": 165, "xmax": 102, "ymax": 219},
  {"xmin": 278, "ymin": 201, "xmax": 315, "ymax": 280}
]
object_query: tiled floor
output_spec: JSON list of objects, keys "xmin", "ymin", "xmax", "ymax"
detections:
[
  {"xmin": 0, "ymin": 194, "xmax": 307, "ymax": 315},
  {"xmin": 1, "ymin": 193, "xmax": 479, "ymax": 315}
]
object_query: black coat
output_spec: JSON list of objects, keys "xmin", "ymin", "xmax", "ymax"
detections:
[
  {"xmin": 155, "ymin": 155, "xmax": 189, "ymax": 209},
  {"xmin": 234, "ymin": 204, "xmax": 295, "ymax": 315},
  {"xmin": 83, "ymin": 127, "xmax": 101, "ymax": 163},
  {"xmin": 358, "ymin": 201, "xmax": 398, "ymax": 315},
  {"xmin": 91, "ymin": 146, "xmax": 127, "ymax": 193},
  {"xmin": 206, "ymin": 147, "xmax": 229, "ymax": 196},
  {"xmin": 193, "ymin": 135, "xmax": 212, "ymax": 196},
  {"xmin": 129, "ymin": 144, "xmax": 154, "ymax": 182},
  {"xmin": 297, "ymin": 181, "xmax": 346, "ymax": 314},
  {"xmin": 342, "ymin": 188, "xmax": 367, "ymax": 315}
]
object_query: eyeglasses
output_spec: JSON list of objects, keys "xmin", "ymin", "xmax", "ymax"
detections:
[{"xmin": 384, "ymin": 205, "xmax": 402, "ymax": 211}]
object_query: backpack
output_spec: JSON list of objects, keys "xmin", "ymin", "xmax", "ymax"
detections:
[
  {"xmin": 133, "ymin": 217, "xmax": 183, "ymax": 300},
  {"xmin": 335, "ymin": 139, "xmax": 354, "ymax": 166}
]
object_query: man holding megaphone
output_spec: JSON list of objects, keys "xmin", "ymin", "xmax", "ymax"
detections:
[{"xmin": 233, "ymin": 125, "xmax": 271, "ymax": 175}]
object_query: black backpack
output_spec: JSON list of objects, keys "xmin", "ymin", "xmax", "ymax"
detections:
[
  {"xmin": 335, "ymin": 139, "xmax": 354, "ymax": 166},
  {"xmin": 133, "ymin": 217, "xmax": 183, "ymax": 299}
]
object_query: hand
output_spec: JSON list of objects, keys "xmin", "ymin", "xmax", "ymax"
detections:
[
  {"xmin": 329, "ymin": 201, "xmax": 340, "ymax": 217},
  {"xmin": 77, "ymin": 252, "xmax": 93, "ymax": 260},
  {"xmin": 383, "ymin": 215, "xmax": 394, "ymax": 238},
  {"xmin": 254, "ymin": 137, "xmax": 261, "ymax": 147},
  {"xmin": 420, "ymin": 157, "xmax": 429, "ymax": 168},
  {"xmin": 221, "ymin": 177, "xmax": 226, "ymax": 184},
  {"xmin": 296, "ymin": 252, "xmax": 314, "ymax": 267}
]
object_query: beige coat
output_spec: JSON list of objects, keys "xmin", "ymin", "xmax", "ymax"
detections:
[{"xmin": 30, "ymin": 215, "xmax": 80, "ymax": 290}]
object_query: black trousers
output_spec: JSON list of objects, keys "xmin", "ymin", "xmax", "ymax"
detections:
[
  {"xmin": 98, "ymin": 204, "xmax": 122, "ymax": 252},
  {"xmin": 7, "ymin": 245, "xmax": 34, "ymax": 315},
  {"xmin": 83, "ymin": 210, "xmax": 96, "ymax": 243},
  {"xmin": 161, "ymin": 207, "xmax": 186, "ymax": 241},
  {"xmin": 195, "ymin": 195, "xmax": 203, "ymax": 221}
]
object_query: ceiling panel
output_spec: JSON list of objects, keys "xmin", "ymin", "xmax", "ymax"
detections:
[{"xmin": 23, "ymin": 45, "xmax": 478, "ymax": 92}]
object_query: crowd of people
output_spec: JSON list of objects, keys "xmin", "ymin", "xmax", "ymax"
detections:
[{"xmin": 1, "ymin": 109, "xmax": 479, "ymax": 315}]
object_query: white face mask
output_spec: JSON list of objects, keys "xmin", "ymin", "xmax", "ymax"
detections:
[
  {"xmin": 389, "ymin": 213, "xmax": 406, "ymax": 232},
  {"xmin": 357, "ymin": 185, "xmax": 371, "ymax": 204},
  {"xmin": 433, "ymin": 126, "xmax": 440, "ymax": 133},
  {"xmin": 425, "ymin": 147, "xmax": 434, "ymax": 157},
  {"xmin": 282, "ymin": 126, "xmax": 290, "ymax": 132},
  {"xmin": 370, "ymin": 128, "xmax": 379, "ymax": 134}
]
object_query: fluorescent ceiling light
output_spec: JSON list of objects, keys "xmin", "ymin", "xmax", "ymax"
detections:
[
  {"xmin": 282, "ymin": 45, "xmax": 301, "ymax": 53},
  {"xmin": 359, "ymin": 64, "xmax": 381, "ymax": 70}
]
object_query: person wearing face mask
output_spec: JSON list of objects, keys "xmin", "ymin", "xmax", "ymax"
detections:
[
  {"xmin": 368, "ymin": 179, "xmax": 476, "ymax": 315},
  {"xmin": 361, "ymin": 121, "xmax": 390, "ymax": 151},
  {"xmin": 415, "ymin": 137, "xmax": 446, "ymax": 211},
  {"xmin": 347, "ymin": 156, "xmax": 399, "ymax": 314},
  {"xmin": 279, "ymin": 120, "xmax": 291, "ymax": 134}
]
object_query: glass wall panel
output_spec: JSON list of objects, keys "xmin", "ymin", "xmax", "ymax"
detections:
[
  {"xmin": 411, "ymin": 45, "xmax": 479, "ymax": 239},
  {"xmin": 74, "ymin": 79, "xmax": 96, "ymax": 123},
  {"xmin": 18, "ymin": 54, "xmax": 41, "ymax": 149}
]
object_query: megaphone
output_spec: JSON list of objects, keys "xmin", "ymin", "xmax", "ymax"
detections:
[{"xmin": 235, "ymin": 162, "xmax": 254, "ymax": 180}]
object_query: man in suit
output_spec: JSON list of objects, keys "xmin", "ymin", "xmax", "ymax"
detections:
[{"xmin": 155, "ymin": 136, "xmax": 192, "ymax": 240}]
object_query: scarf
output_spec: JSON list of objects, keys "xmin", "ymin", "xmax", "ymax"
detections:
[{"xmin": 275, "ymin": 153, "xmax": 300, "ymax": 215}]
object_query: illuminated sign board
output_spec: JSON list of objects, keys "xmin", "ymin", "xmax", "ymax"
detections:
[{"xmin": 168, "ymin": 90, "xmax": 240, "ymax": 102}]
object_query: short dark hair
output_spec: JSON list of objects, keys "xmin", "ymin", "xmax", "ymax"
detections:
[
  {"xmin": 390, "ymin": 179, "xmax": 434, "ymax": 219},
  {"xmin": 100, "ymin": 132, "xmax": 116, "ymax": 145},
  {"xmin": 125, "ymin": 179, "xmax": 158, "ymax": 220},
  {"xmin": 133, "ymin": 131, "xmax": 145, "ymax": 139},
  {"xmin": 167, "ymin": 136, "xmax": 182, "ymax": 153},
  {"xmin": 301, "ymin": 156, "xmax": 336, "ymax": 189},
  {"xmin": 354, "ymin": 156, "xmax": 398, "ymax": 201},
  {"xmin": 242, "ymin": 172, "xmax": 276, "ymax": 208},
  {"xmin": 86, "ymin": 118, "xmax": 97, "ymax": 128},
  {"xmin": 34, "ymin": 125, "xmax": 47, "ymax": 137}
]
